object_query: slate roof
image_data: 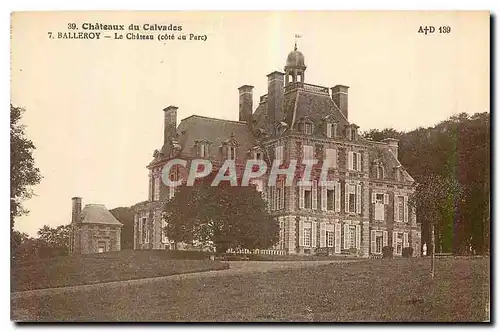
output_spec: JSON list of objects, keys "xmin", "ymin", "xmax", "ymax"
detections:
[
  {"xmin": 175, "ymin": 115, "xmax": 256, "ymax": 160},
  {"xmin": 367, "ymin": 141, "xmax": 415, "ymax": 183},
  {"xmin": 78, "ymin": 204, "xmax": 123, "ymax": 226}
]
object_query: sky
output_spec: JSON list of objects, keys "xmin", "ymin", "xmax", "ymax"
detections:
[{"xmin": 11, "ymin": 11, "xmax": 489, "ymax": 236}]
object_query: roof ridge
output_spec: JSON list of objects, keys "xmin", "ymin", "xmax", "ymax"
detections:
[{"xmin": 181, "ymin": 114, "xmax": 247, "ymax": 125}]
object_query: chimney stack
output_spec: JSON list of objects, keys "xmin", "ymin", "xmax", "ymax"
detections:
[
  {"xmin": 71, "ymin": 197, "xmax": 82, "ymax": 223},
  {"xmin": 163, "ymin": 106, "xmax": 178, "ymax": 144},
  {"xmin": 238, "ymin": 85, "xmax": 254, "ymax": 122},
  {"xmin": 331, "ymin": 85, "xmax": 349, "ymax": 120},
  {"xmin": 267, "ymin": 71, "xmax": 285, "ymax": 133},
  {"xmin": 382, "ymin": 138, "xmax": 400, "ymax": 159}
]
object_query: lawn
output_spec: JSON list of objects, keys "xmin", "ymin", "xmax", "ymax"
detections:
[
  {"xmin": 11, "ymin": 250, "xmax": 228, "ymax": 292},
  {"xmin": 11, "ymin": 257, "xmax": 489, "ymax": 322}
]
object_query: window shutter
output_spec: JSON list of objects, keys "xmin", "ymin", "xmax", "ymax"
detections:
[
  {"xmin": 344, "ymin": 224, "xmax": 349, "ymax": 249},
  {"xmin": 298, "ymin": 220, "xmax": 304, "ymax": 246},
  {"xmin": 299, "ymin": 186, "xmax": 305, "ymax": 210},
  {"xmin": 392, "ymin": 232, "xmax": 397, "ymax": 254},
  {"xmin": 404, "ymin": 196, "xmax": 409, "ymax": 222},
  {"xmin": 348, "ymin": 151, "xmax": 353, "ymax": 170},
  {"xmin": 371, "ymin": 192, "xmax": 376, "ymax": 204},
  {"xmin": 312, "ymin": 181, "xmax": 318, "ymax": 210},
  {"xmin": 404, "ymin": 232, "xmax": 409, "ymax": 248},
  {"xmin": 383, "ymin": 193, "xmax": 389, "ymax": 205},
  {"xmin": 321, "ymin": 185, "xmax": 327, "ymax": 211},
  {"xmin": 356, "ymin": 183, "xmax": 362, "ymax": 214},
  {"xmin": 311, "ymin": 221, "xmax": 317, "ymax": 248},
  {"xmin": 394, "ymin": 194, "xmax": 399, "ymax": 222},
  {"xmin": 356, "ymin": 152, "xmax": 362, "ymax": 171},
  {"xmin": 345, "ymin": 183, "xmax": 349, "ymax": 212},
  {"xmin": 371, "ymin": 230, "xmax": 376, "ymax": 254},
  {"xmin": 356, "ymin": 224, "xmax": 361, "ymax": 250},
  {"xmin": 383, "ymin": 231, "xmax": 388, "ymax": 247},
  {"xmin": 326, "ymin": 123, "xmax": 332, "ymax": 137},
  {"xmin": 335, "ymin": 181, "xmax": 341, "ymax": 212},
  {"xmin": 148, "ymin": 173, "xmax": 153, "ymax": 201},
  {"xmin": 333, "ymin": 149, "xmax": 337, "ymax": 168},
  {"xmin": 335, "ymin": 223, "xmax": 341, "ymax": 253},
  {"xmin": 320, "ymin": 222, "xmax": 326, "ymax": 247}
]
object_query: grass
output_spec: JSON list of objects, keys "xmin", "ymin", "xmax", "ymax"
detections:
[
  {"xmin": 11, "ymin": 257, "xmax": 489, "ymax": 322},
  {"xmin": 11, "ymin": 250, "xmax": 228, "ymax": 292}
]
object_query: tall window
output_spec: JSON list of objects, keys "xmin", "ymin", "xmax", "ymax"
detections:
[
  {"xmin": 348, "ymin": 151, "xmax": 362, "ymax": 171},
  {"xmin": 347, "ymin": 184, "xmax": 356, "ymax": 213},
  {"xmin": 228, "ymin": 146, "xmax": 236, "ymax": 160},
  {"xmin": 325, "ymin": 148, "xmax": 336, "ymax": 168},
  {"xmin": 349, "ymin": 226, "xmax": 356, "ymax": 249},
  {"xmin": 371, "ymin": 230, "xmax": 386, "ymax": 254},
  {"xmin": 327, "ymin": 189, "xmax": 335, "ymax": 210},
  {"xmin": 326, "ymin": 123, "xmax": 333, "ymax": 138},
  {"xmin": 275, "ymin": 145, "xmax": 283, "ymax": 164},
  {"xmin": 304, "ymin": 189, "xmax": 312, "ymax": 209},
  {"xmin": 161, "ymin": 219, "xmax": 168, "ymax": 243},
  {"xmin": 398, "ymin": 196, "xmax": 405, "ymax": 221},
  {"xmin": 377, "ymin": 165, "xmax": 384, "ymax": 179},
  {"xmin": 141, "ymin": 217, "xmax": 148, "ymax": 244},
  {"xmin": 303, "ymin": 145, "xmax": 314, "ymax": 162},
  {"xmin": 303, "ymin": 228, "xmax": 311, "ymax": 247},
  {"xmin": 153, "ymin": 176, "xmax": 160, "ymax": 201},
  {"xmin": 304, "ymin": 122, "xmax": 313, "ymax": 135},
  {"xmin": 327, "ymin": 231, "xmax": 335, "ymax": 247}
]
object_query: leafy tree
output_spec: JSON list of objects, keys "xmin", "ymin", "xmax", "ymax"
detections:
[
  {"xmin": 11, "ymin": 104, "xmax": 41, "ymax": 232},
  {"xmin": 37, "ymin": 224, "xmax": 71, "ymax": 257},
  {"xmin": 163, "ymin": 174, "xmax": 279, "ymax": 253},
  {"xmin": 110, "ymin": 206, "xmax": 135, "ymax": 249},
  {"xmin": 366, "ymin": 112, "xmax": 490, "ymax": 254}
]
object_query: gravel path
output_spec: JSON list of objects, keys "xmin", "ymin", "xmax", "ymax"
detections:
[{"xmin": 11, "ymin": 260, "xmax": 359, "ymax": 299}]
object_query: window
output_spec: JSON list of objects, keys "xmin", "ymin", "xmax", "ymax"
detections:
[
  {"xmin": 345, "ymin": 183, "xmax": 361, "ymax": 214},
  {"xmin": 349, "ymin": 227, "xmax": 356, "ymax": 249},
  {"xmin": 304, "ymin": 189, "xmax": 312, "ymax": 209},
  {"xmin": 377, "ymin": 165, "xmax": 384, "ymax": 179},
  {"xmin": 376, "ymin": 193, "xmax": 384, "ymax": 204},
  {"xmin": 348, "ymin": 151, "xmax": 362, "ymax": 171},
  {"xmin": 199, "ymin": 144, "xmax": 206, "ymax": 158},
  {"xmin": 303, "ymin": 228, "xmax": 311, "ymax": 247},
  {"xmin": 141, "ymin": 217, "xmax": 148, "ymax": 244},
  {"xmin": 228, "ymin": 146, "xmax": 236, "ymax": 160},
  {"xmin": 371, "ymin": 230, "xmax": 387, "ymax": 254},
  {"xmin": 396, "ymin": 233, "xmax": 403, "ymax": 255},
  {"xmin": 148, "ymin": 172, "xmax": 153, "ymax": 201},
  {"xmin": 326, "ymin": 123, "xmax": 333, "ymax": 138},
  {"xmin": 161, "ymin": 219, "xmax": 168, "ymax": 243},
  {"xmin": 392, "ymin": 231, "xmax": 408, "ymax": 255},
  {"xmin": 327, "ymin": 231, "xmax": 335, "ymax": 247},
  {"xmin": 303, "ymin": 145, "xmax": 314, "ymax": 162},
  {"xmin": 325, "ymin": 148, "xmax": 336, "ymax": 168},
  {"xmin": 304, "ymin": 122, "xmax": 313, "ymax": 135},
  {"xmin": 398, "ymin": 196, "xmax": 404, "ymax": 221},
  {"xmin": 254, "ymin": 150, "xmax": 263, "ymax": 160},
  {"xmin": 332, "ymin": 123, "xmax": 338, "ymax": 138},
  {"xmin": 327, "ymin": 189, "xmax": 334, "ymax": 210},
  {"xmin": 153, "ymin": 176, "xmax": 160, "ymax": 201},
  {"xmin": 275, "ymin": 145, "xmax": 283, "ymax": 164}
]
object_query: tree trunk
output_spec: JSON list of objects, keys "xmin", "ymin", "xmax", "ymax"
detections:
[{"xmin": 431, "ymin": 224, "xmax": 435, "ymax": 278}]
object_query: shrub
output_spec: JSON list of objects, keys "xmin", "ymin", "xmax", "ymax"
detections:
[
  {"xmin": 382, "ymin": 246, "xmax": 393, "ymax": 259},
  {"xmin": 402, "ymin": 247, "xmax": 414, "ymax": 258}
]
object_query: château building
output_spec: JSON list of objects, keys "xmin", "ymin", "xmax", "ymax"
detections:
[
  {"xmin": 69, "ymin": 197, "xmax": 123, "ymax": 254},
  {"xmin": 133, "ymin": 45, "xmax": 421, "ymax": 257}
]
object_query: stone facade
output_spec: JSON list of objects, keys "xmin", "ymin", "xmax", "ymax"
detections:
[
  {"xmin": 134, "ymin": 46, "xmax": 421, "ymax": 257},
  {"xmin": 69, "ymin": 197, "xmax": 123, "ymax": 255}
]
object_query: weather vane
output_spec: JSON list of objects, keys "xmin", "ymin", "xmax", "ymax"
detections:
[{"xmin": 294, "ymin": 34, "xmax": 302, "ymax": 50}]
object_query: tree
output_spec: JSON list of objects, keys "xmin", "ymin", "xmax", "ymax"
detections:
[
  {"xmin": 163, "ymin": 175, "xmax": 279, "ymax": 253},
  {"xmin": 36, "ymin": 224, "xmax": 71, "ymax": 257},
  {"xmin": 11, "ymin": 104, "xmax": 41, "ymax": 232},
  {"xmin": 110, "ymin": 206, "xmax": 135, "ymax": 249}
]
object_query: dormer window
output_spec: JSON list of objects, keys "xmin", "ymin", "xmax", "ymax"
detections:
[
  {"xmin": 228, "ymin": 146, "xmax": 236, "ymax": 160},
  {"xmin": 254, "ymin": 150, "xmax": 263, "ymax": 160},
  {"xmin": 194, "ymin": 140, "xmax": 211, "ymax": 159},
  {"xmin": 199, "ymin": 144, "xmax": 206, "ymax": 158},
  {"xmin": 377, "ymin": 165, "xmax": 385, "ymax": 179},
  {"xmin": 346, "ymin": 124, "xmax": 359, "ymax": 141},
  {"xmin": 304, "ymin": 123, "xmax": 313, "ymax": 135},
  {"xmin": 221, "ymin": 133, "xmax": 239, "ymax": 161}
]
